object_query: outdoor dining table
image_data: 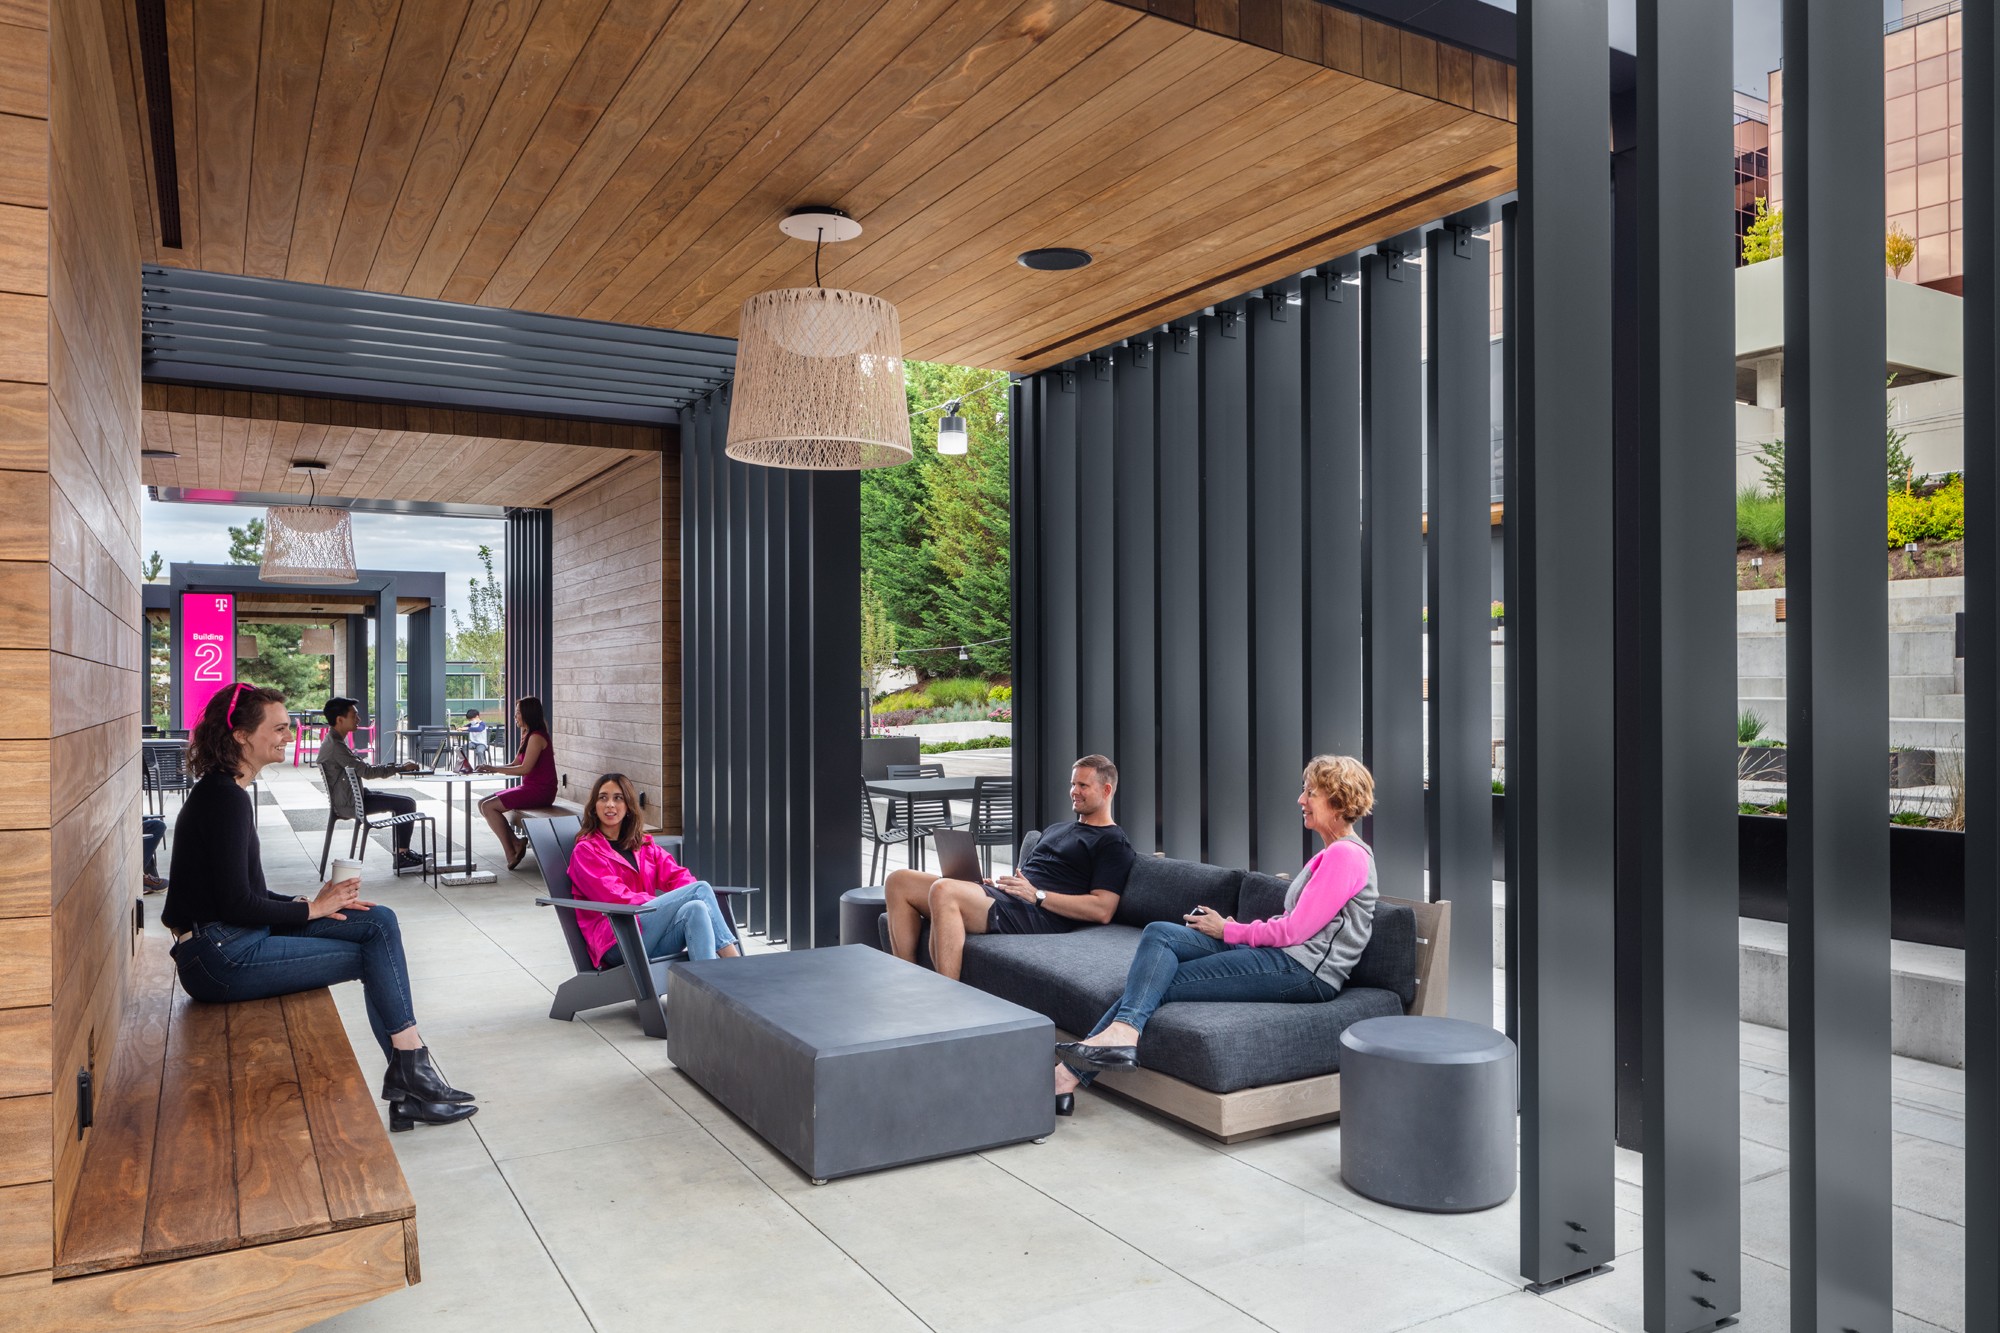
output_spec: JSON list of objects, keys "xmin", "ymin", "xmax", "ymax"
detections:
[
  {"xmin": 863, "ymin": 776, "xmax": 983, "ymax": 871},
  {"xmin": 401, "ymin": 772, "xmax": 506, "ymax": 886}
]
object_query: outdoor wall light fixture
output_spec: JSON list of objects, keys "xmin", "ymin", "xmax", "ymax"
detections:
[
  {"xmin": 1017, "ymin": 247, "xmax": 1092, "ymax": 271},
  {"xmin": 937, "ymin": 401, "xmax": 968, "ymax": 455},
  {"xmin": 725, "ymin": 206, "xmax": 912, "ymax": 471},
  {"xmin": 261, "ymin": 459, "xmax": 359, "ymax": 585}
]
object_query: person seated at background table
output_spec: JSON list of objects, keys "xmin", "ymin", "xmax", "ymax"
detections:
[
  {"xmin": 1050, "ymin": 755, "xmax": 1380, "ymax": 1116},
  {"xmin": 318, "ymin": 697, "xmax": 425, "ymax": 872},
  {"xmin": 165, "ymin": 682, "xmax": 476, "ymax": 1132},
  {"xmin": 883, "ymin": 755, "xmax": 1136, "ymax": 984},
  {"xmin": 142, "ymin": 814, "xmax": 167, "ymax": 893},
  {"xmin": 475, "ymin": 696, "xmax": 555, "ymax": 871},
  {"xmin": 461, "ymin": 709, "xmax": 490, "ymax": 768},
  {"xmin": 567, "ymin": 772, "xmax": 741, "ymax": 967}
]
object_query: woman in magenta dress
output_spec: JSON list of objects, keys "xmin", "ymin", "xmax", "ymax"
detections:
[{"xmin": 476, "ymin": 696, "xmax": 555, "ymax": 870}]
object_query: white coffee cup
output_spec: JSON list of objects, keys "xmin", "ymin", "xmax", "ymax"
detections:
[{"xmin": 329, "ymin": 857, "xmax": 364, "ymax": 887}]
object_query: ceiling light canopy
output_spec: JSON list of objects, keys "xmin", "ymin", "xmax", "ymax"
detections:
[{"xmin": 724, "ymin": 207, "xmax": 912, "ymax": 471}]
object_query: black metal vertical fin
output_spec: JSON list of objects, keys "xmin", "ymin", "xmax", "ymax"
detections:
[
  {"xmin": 1637, "ymin": 2, "xmax": 1742, "ymax": 1327},
  {"xmin": 1077, "ymin": 360, "xmax": 1118, "ymax": 761},
  {"xmin": 1500, "ymin": 205, "xmax": 1520, "ymax": 1048},
  {"xmin": 1784, "ymin": 0, "xmax": 1892, "ymax": 1325},
  {"xmin": 1360, "ymin": 252, "xmax": 1425, "ymax": 896},
  {"xmin": 1157, "ymin": 328, "xmax": 1205, "ymax": 860},
  {"xmin": 680, "ymin": 410, "xmax": 703, "ymax": 871},
  {"xmin": 727, "ymin": 450, "xmax": 752, "ymax": 916},
  {"xmin": 1201, "ymin": 307, "xmax": 1253, "ymax": 869},
  {"xmin": 785, "ymin": 470, "xmax": 814, "ymax": 942},
  {"xmin": 1250, "ymin": 294, "xmax": 1307, "ymax": 872},
  {"xmin": 1012, "ymin": 378, "xmax": 1041, "ymax": 829},
  {"xmin": 1114, "ymin": 339, "xmax": 1160, "ymax": 851},
  {"xmin": 746, "ymin": 467, "xmax": 771, "ymax": 938},
  {"xmin": 1517, "ymin": 0, "xmax": 1618, "ymax": 1288},
  {"xmin": 1042, "ymin": 369, "xmax": 1082, "ymax": 808},
  {"xmin": 807, "ymin": 470, "xmax": 861, "ymax": 948},
  {"xmin": 1964, "ymin": 2, "xmax": 1999, "ymax": 1327},
  {"xmin": 1306, "ymin": 269, "xmax": 1364, "ymax": 765},
  {"xmin": 1426, "ymin": 224, "xmax": 1494, "ymax": 1021}
]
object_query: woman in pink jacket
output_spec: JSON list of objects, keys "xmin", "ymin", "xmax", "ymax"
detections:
[
  {"xmin": 1052, "ymin": 755, "xmax": 1379, "ymax": 1111},
  {"xmin": 567, "ymin": 773, "xmax": 741, "ymax": 968}
]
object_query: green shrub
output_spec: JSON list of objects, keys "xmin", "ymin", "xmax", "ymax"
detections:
[
  {"xmin": 1738, "ymin": 801, "xmax": 1764, "ymax": 815},
  {"xmin": 1738, "ymin": 709, "xmax": 1766, "ymax": 745},
  {"xmin": 1736, "ymin": 487, "xmax": 1786, "ymax": 552},
  {"xmin": 1890, "ymin": 810, "xmax": 1930, "ymax": 826},
  {"xmin": 1492, "ymin": 780, "xmax": 1505, "ymax": 795},
  {"xmin": 988, "ymin": 684, "xmax": 1012, "ymax": 703},
  {"xmin": 1886, "ymin": 475, "xmax": 1965, "ymax": 546},
  {"xmin": 924, "ymin": 678, "xmax": 993, "ymax": 708},
  {"xmin": 919, "ymin": 735, "xmax": 1013, "ymax": 755},
  {"xmin": 872, "ymin": 689, "xmax": 934, "ymax": 714}
]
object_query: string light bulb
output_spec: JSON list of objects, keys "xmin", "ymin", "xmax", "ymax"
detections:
[{"xmin": 937, "ymin": 400, "xmax": 968, "ymax": 455}]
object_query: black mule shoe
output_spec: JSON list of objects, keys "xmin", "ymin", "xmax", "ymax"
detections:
[
  {"xmin": 1055, "ymin": 1093, "xmax": 1075, "ymax": 1117},
  {"xmin": 1055, "ymin": 1040, "xmax": 1139, "ymax": 1069},
  {"xmin": 389, "ymin": 1098, "xmax": 478, "ymax": 1131},
  {"xmin": 382, "ymin": 1046, "xmax": 475, "ymax": 1103}
]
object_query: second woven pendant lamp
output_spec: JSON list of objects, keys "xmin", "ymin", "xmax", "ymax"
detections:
[{"xmin": 724, "ymin": 207, "xmax": 912, "ymax": 471}]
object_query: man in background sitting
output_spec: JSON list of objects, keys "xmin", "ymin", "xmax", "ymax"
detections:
[{"xmin": 319, "ymin": 697, "xmax": 425, "ymax": 872}]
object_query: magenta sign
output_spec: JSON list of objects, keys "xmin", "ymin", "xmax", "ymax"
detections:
[{"xmin": 180, "ymin": 592, "xmax": 235, "ymax": 726}]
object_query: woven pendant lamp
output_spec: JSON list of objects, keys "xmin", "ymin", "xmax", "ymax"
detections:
[
  {"xmin": 261, "ymin": 461, "xmax": 358, "ymax": 584},
  {"xmin": 299, "ymin": 625, "xmax": 336, "ymax": 655},
  {"xmin": 724, "ymin": 208, "xmax": 912, "ymax": 471}
]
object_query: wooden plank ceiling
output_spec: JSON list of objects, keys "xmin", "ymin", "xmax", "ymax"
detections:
[
  {"xmin": 106, "ymin": 0, "xmax": 1517, "ymax": 374},
  {"xmin": 140, "ymin": 385, "xmax": 662, "ymax": 506}
]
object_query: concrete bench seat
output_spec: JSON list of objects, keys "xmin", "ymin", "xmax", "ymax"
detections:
[{"xmin": 28, "ymin": 937, "xmax": 420, "ymax": 1328}]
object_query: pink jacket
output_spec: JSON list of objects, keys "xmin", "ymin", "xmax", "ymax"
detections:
[
  {"xmin": 1222, "ymin": 841, "xmax": 1371, "ymax": 949},
  {"xmin": 566, "ymin": 832, "xmax": 697, "ymax": 968}
]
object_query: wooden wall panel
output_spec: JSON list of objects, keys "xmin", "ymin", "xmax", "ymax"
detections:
[{"xmin": 550, "ymin": 454, "xmax": 682, "ymax": 826}]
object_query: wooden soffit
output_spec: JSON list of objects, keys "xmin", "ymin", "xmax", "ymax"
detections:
[
  {"xmin": 141, "ymin": 386, "xmax": 663, "ymax": 507},
  {"xmin": 107, "ymin": 0, "xmax": 1516, "ymax": 373}
]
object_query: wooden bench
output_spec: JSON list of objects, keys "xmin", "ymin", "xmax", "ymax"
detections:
[{"xmin": 22, "ymin": 937, "xmax": 419, "ymax": 1328}]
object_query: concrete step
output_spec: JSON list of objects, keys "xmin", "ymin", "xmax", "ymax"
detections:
[{"xmin": 1891, "ymin": 717, "xmax": 1967, "ymax": 749}]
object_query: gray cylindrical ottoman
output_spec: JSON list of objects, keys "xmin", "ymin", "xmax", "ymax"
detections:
[
  {"xmin": 1338, "ymin": 1015, "xmax": 1517, "ymax": 1212},
  {"xmin": 838, "ymin": 886, "xmax": 888, "ymax": 949}
]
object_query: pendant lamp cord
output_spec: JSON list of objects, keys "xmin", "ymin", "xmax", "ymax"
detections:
[{"xmin": 815, "ymin": 227, "xmax": 824, "ymax": 287}]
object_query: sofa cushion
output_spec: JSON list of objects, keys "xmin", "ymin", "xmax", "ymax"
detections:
[
  {"xmin": 1345, "ymin": 902, "xmax": 1417, "ymax": 1008},
  {"xmin": 1238, "ymin": 871, "xmax": 1291, "ymax": 923},
  {"xmin": 1113, "ymin": 858, "xmax": 1241, "ymax": 928},
  {"xmin": 1136, "ymin": 987, "xmax": 1407, "ymax": 1092},
  {"xmin": 958, "ymin": 926, "xmax": 1138, "ymax": 1038}
]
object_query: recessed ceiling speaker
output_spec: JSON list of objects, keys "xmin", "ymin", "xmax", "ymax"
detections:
[{"xmin": 1017, "ymin": 247, "xmax": 1092, "ymax": 271}]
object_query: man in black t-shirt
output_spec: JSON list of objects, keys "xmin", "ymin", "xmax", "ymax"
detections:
[{"xmin": 884, "ymin": 755, "xmax": 1136, "ymax": 980}]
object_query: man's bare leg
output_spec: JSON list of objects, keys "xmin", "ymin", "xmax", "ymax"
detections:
[
  {"xmin": 926, "ymin": 878, "xmax": 994, "ymax": 980},
  {"xmin": 882, "ymin": 869, "xmax": 937, "ymax": 963}
]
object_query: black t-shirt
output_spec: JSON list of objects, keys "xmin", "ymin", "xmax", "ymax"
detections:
[{"xmin": 1018, "ymin": 820, "xmax": 1136, "ymax": 897}]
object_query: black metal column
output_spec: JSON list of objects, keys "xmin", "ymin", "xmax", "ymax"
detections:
[
  {"xmin": 1426, "ymin": 223, "xmax": 1494, "ymax": 1023},
  {"xmin": 746, "ymin": 467, "xmax": 771, "ymax": 939},
  {"xmin": 1157, "ymin": 325, "xmax": 1205, "ymax": 861},
  {"xmin": 1305, "ymin": 271, "xmax": 1363, "ymax": 764},
  {"xmin": 682, "ymin": 411, "xmax": 708, "ymax": 870},
  {"xmin": 1201, "ymin": 308, "xmax": 1252, "ymax": 869},
  {"xmin": 1250, "ymin": 291, "xmax": 1307, "ymax": 872},
  {"xmin": 503, "ymin": 507, "xmax": 553, "ymax": 750},
  {"xmin": 785, "ymin": 470, "xmax": 815, "ymax": 943},
  {"xmin": 805, "ymin": 468, "xmax": 861, "ymax": 947},
  {"xmin": 1077, "ymin": 357, "xmax": 1117, "ymax": 761},
  {"xmin": 1500, "ymin": 205, "xmax": 1520, "ymax": 1048},
  {"xmin": 1784, "ymin": 1, "xmax": 1891, "ymax": 1326},
  {"xmin": 1360, "ymin": 252, "xmax": 1424, "ymax": 896},
  {"xmin": 1517, "ymin": 0, "xmax": 1617, "ymax": 1288},
  {"xmin": 1011, "ymin": 378, "xmax": 1041, "ymax": 831},
  {"xmin": 404, "ymin": 606, "xmax": 445, "ymax": 729},
  {"xmin": 1112, "ymin": 338, "xmax": 1160, "ymax": 851},
  {"xmin": 728, "ymin": 444, "xmax": 752, "ymax": 915},
  {"xmin": 1965, "ymin": 3, "xmax": 1999, "ymax": 1327},
  {"xmin": 1637, "ymin": 2, "xmax": 1742, "ymax": 1327},
  {"xmin": 371, "ymin": 587, "xmax": 396, "ymax": 750}
]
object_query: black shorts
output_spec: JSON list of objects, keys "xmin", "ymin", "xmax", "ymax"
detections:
[{"xmin": 982, "ymin": 886, "xmax": 1074, "ymax": 936}]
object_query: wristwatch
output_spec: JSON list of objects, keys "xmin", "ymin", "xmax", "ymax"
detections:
[{"xmin": 1034, "ymin": 889, "xmax": 1047, "ymax": 906}]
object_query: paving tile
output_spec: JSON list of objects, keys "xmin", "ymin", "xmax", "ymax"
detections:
[
  {"xmin": 1391, "ymin": 1288, "xmax": 1620, "ymax": 1333},
  {"xmin": 1893, "ymin": 1132, "xmax": 1966, "ymax": 1226}
]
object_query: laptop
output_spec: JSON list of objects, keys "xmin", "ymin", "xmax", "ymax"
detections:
[{"xmin": 929, "ymin": 828, "xmax": 987, "ymax": 884}]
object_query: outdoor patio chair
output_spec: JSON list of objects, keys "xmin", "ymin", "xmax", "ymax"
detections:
[
  {"xmin": 141, "ymin": 743, "xmax": 192, "ymax": 817},
  {"xmin": 863, "ymin": 791, "xmax": 926, "ymax": 881},
  {"xmin": 415, "ymin": 726, "xmax": 453, "ymax": 770},
  {"xmin": 885, "ymin": 761, "xmax": 968, "ymax": 842},
  {"xmin": 528, "ymin": 815, "xmax": 755, "ymax": 1039},
  {"xmin": 968, "ymin": 775, "xmax": 1015, "ymax": 876},
  {"xmin": 318, "ymin": 768, "xmax": 436, "ymax": 884}
]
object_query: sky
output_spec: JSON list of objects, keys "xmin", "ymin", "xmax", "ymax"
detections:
[{"xmin": 140, "ymin": 497, "xmax": 505, "ymax": 630}]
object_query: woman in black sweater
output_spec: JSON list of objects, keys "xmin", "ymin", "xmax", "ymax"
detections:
[{"xmin": 165, "ymin": 683, "xmax": 476, "ymax": 1131}]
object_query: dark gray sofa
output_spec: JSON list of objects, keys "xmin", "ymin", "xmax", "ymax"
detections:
[{"xmin": 885, "ymin": 853, "xmax": 1451, "ymax": 1141}]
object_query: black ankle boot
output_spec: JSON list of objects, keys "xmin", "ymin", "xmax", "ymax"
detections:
[
  {"xmin": 389, "ymin": 1097, "xmax": 478, "ymax": 1132},
  {"xmin": 382, "ymin": 1047, "xmax": 474, "ymax": 1104}
]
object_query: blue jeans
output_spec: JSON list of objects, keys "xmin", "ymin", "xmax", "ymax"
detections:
[
  {"xmin": 1092, "ymin": 921, "xmax": 1337, "ymax": 1036},
  {"xmin": 599, "ymin": 882, "xmax": 738, "ymax": 966},
  {"xmin": 172, "ymin": 906, "xmax": 417, "ymax": 1061},
  {"xmin": 142, "ymin": 816, "xmax": 166, "ymax": 876}
]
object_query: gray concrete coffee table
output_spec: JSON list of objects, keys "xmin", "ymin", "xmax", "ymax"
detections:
[{"xmin": 667, "ymin": 945, "xmax": 1055, "ymax": 1182}]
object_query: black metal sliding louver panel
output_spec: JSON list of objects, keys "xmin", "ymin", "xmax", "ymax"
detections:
[
  {"xmin": 503, "ymin": 508, "xmax": 553, "ymax": 761},
  {"xmin": 1202, "ymin": 308, "xmax": 1253, "ymax": 870},
  {"xmin": 1249, "ymin": 294, "xmax": 1307, "ymax": 874},
  {"xmin": 1156, "ymin": 332, "xmax": 1205, "ymax": 861},
  {"xmin": 1112, "ymin": 339, "xmax": 1161, "ymax": 853}
]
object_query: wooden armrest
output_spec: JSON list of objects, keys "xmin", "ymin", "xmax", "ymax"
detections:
[{"xmin": 535, "ymin": 896, "xmax": 651, "ymax": 915}]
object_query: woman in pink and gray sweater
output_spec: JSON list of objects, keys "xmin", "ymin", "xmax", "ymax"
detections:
[
  {"xmin": 566, "ymin": 773, "xmax": 740, "ymax": 968},
  {"xmin": 1052, "ymin": 756, "xmax": 1378, "ymax": 1109}
]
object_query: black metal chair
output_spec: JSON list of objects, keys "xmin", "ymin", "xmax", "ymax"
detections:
[
  {"xmin": 318, "ymin": 768, "xmax": 436, "ymax": 883},
  {"xmin": 415, "ymin": 726, "xmax": 453, "ymax": 770},
  {"xmin": 863, "ymin": 791, "xmax": 925, "ymax": 882},
  {"xmin": 885, "ymin": 762, "xmax": 967, "ymax": 866},
  {"xmin": 529, "ymin": 816, "xmax": 756, "ymax": 1038},
  {"xmin": 968, "ymin": 775, "xmax": 1016, "ymax": 876},
  {"xmin": 141, "ymin": 743, "xmax": 192, "ymax": 817}
]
